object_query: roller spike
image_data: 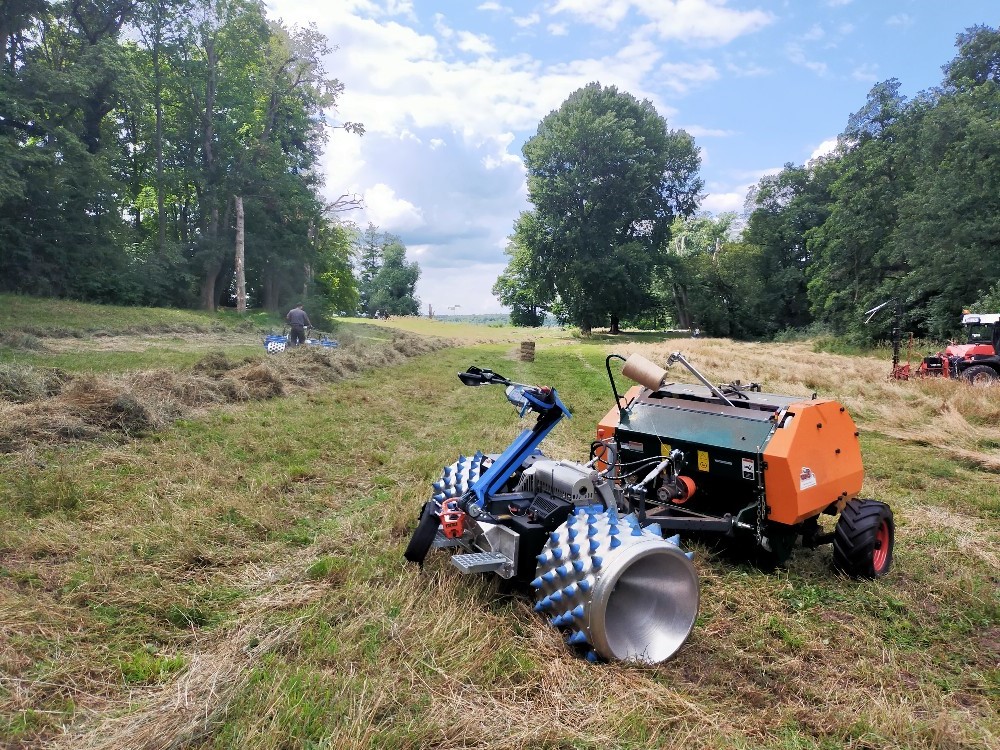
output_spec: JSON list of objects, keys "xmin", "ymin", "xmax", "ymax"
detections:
[
  {"xmin": 563, "ymin": 583, "xmax": 577, "ymax": 597},
  {"xmin": 578, "ymin": 579, "xmax": 592, "ymax": 592},
  {"xmin": 535, "ymin": 553, "xmax": 548, "ymax": 565},
  {"xmin": 631, "ymin": 526, "xmax": 644, "ymax": 536},
  {"xmin": 667, "ymin": 534, "xmax": 681, "ymax": 546},
  {"xmin": 572, "ymin": 560, "xmax": 585, "ymax": 573},
  {"xmin": 569, "ymin": 543, "xmax": 581, "ymax": 557},
  {"xmin": 549, "ymin": 531, "xmax": 560, "ymax": 544},
  {"xmin": 571, "ymin": 604, "xmax": 585, "ymax": 619},
  {"xmin": 646, "ymin": 523, "xmax": 662, "ymax": 537},
  {"xmin": 530, "ymin": 576, "xmax": 544, "ymax": 589},
  {"xmin": 609, "ymin": 525, "xmax": 619, "ymax": 536},
  {"xmin": 432, "ymin": 481, "xmax": 444, "ymax": 492},
  {"xmin": 568, "ymin": 630, "xmax": 589, "ymax": 645},
  {"xmin": 542, "ymin": 571, "xmax": 556, "ymax": 584},
  {"xmin": 458, "ymin": 454, "xmax": 466, "ymax": 463},
  {"xmin": 443, "ymin": 466, "xmax": 453, "ymax": 477},
  {"xmin": 592, "ymin": 555, "xmax": 603, "ymax": 569},
  {"xmin": 589, "ymin": 504, "xmax": 604, "ymax": 514},
  {"xmin": 586, "ymin": 651, "xmax": 600, "ymax": 663},
  {"xmin": 610, "ymin": 537, "xmax": 622, "ymax": 549},
  {"xmin": 588, "ymin": 539, "xmax": 601, "ymax": 553},
  {"xmin": 432, "ymin": 493, "xmax": 446, "ymax": 503},
  {"xmin": 556, "ymin": 564, "xmax": 570, "ymax": 578},
  {"xmin": 551, "ymin": 548, "xmax": 564, "ymax": 560},
  {"xmin": 685, "ymin": 551, "xmax": 695, "ymax": 560},
  {"xmin": 568, "ymin": 527, "xmax": 580, "ymax": 540},
  {"xmin": 534, "ymin": 600, "xmax": 547, "ymax": 612},
  {"xmin": 566, "ymin": 514, "xmax": 578, "ymax": 526},
  {"xmin": 550, "ymin": 615, "xmax": 565, "ymax": 627},
  {"xmin": 587, "ymin": 525, "xmax": 599, "ymax": 538},
  {"xmin": 550, "ymin": 590, "xmax": 563, "ymax": 603}
]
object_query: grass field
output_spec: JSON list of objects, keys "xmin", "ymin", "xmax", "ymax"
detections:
[{"xmin": 0, "ymin": 301, "xmax": 997, "ymax": 749}]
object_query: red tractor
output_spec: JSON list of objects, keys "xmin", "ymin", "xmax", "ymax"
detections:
[{"xmin": 919, "ymin": 313, "xmax": 1000, "ymax": 384}]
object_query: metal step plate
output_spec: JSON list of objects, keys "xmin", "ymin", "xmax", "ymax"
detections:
[
  {"xmin": 451, "ymin": 552, "xmax": 509, "ymax": 574},
  {"xmin": 432, "ymin": 530, "xmax": 465, "ymax": 549}
]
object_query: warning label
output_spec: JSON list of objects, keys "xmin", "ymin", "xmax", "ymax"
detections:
[
  {"xmin": 742, "ymin": 458, "xmax": 755, "ymax": 480},
  {"xmin": 697, "ymin": 450, "xmax": 709, "ymax": 472},
  {"xmin": 799, "ymin": 467, "xmax": 817, "ymax": 490}
]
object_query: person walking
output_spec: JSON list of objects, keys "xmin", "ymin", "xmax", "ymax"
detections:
[{"xmin": 285, "ymin": 303, "xmax": 312, "ymax": 347}]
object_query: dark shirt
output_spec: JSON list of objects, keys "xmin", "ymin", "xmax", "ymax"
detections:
[{"xmin": 287, "ymin": 308, "xmax": 310, "ymax": 327}]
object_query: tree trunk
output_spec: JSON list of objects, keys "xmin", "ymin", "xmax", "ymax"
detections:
[
  {"xmin": 200, "ymin": 261, "xmax": 222, "ymax": 311},
  {"xmin": 672, "ymin": 282, "xmax": 691, "ymax": 329},
  {"xmin": 610, "ymin": 314, "xmax": 620, "ymax": 335},
  {"xmin": 234, "ymin": 195, "xmax": 246, "ymax": 313}
]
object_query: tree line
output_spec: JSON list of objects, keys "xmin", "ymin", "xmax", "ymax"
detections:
[
  {"xmin": 0, "ymin": 0, "xmax": 419, "ymax": 323},
  {"xmin": 497, "ymin": 26, "xmax": 1000, "ymax": 342}
]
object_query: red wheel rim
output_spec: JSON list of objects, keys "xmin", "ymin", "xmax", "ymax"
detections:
[{"xmin": 873, "ymin": 520, "xmax": 890, "ymax": 572}]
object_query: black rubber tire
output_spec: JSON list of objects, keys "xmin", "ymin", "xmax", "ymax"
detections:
[
  {"xmin": 961, "ymin": 364, "xmax": 998, "ymax": 386},
  {"xmin": 832, "ymin": 499, "xmax": 894, "ymax": 579},
  {"xmin": 403, "ymin": 501, "xmax": 439, "ymax": 565}
]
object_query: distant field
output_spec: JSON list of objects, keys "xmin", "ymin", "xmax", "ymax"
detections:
[{"xmin": 0, "ymin": 302, "xmax": 997, "ymax": 749}]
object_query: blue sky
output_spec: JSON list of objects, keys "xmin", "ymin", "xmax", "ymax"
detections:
[{"xmin": 266, "ymin": 0, "xmax": 996, "ymax": 314}]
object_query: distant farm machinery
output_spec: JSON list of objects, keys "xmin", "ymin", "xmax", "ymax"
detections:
[
  {"xmin": 263, "ymin": 328, "xmax": 338, "ymax": 354},
  {"xmin": 865, "ymin": 301, "xmax": 999, "ymax": 384},
  {"xmin": 405, "ymin": 353, "xmax": 894, "ymax": 664}
]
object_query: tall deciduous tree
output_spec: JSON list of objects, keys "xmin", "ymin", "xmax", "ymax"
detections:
[{"xmin": 508, "ymin": 83, "xmax": 701, "ymax": 333}]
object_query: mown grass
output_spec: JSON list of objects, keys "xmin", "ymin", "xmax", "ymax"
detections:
[{"xmin": 0, "ymin": 331, "xmax": 997, "ymax": 749}]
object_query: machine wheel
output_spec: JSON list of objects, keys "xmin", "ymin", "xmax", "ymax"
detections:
[
  {"xmin": 961, "ymin": 364, "xmax": 998, "ymax": 386},
  {"xmin": 832, "ymin": 499, "xmax": 894, "ymax": 579},
  {"xmin": 403, "ymin": 501, "xmax": 439, "ymax": 565}
]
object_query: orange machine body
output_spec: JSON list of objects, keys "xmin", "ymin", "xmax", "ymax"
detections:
[
  {"xmin": 596, "ymin": 383, "xmax": 864, "ymax": 529},
  {"xmin": 760, "ymin": 399, "xmax": 863, "ymax": 525}
]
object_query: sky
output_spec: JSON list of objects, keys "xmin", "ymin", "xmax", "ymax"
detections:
[{"xmin": 265, "ymin": 0, "xmax": 997, "ymax": 315}]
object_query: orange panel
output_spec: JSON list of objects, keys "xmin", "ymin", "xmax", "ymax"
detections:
[
  {"xmin": 595, "ymin": 385, "xmax": 642, "ymax": 471},
  {"xmin": 762, "ymin": 400, "xmax": 864, "ymax": 525}
]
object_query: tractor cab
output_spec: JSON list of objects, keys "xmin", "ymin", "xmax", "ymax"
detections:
[{"xmin": 960, "ymin": 313, "xmax": 1000, "ymax": 353}]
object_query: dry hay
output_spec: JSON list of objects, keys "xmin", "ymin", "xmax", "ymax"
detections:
[{"xmin": 0, "ymin": 333, "xmax": 451, "ymax": 454}]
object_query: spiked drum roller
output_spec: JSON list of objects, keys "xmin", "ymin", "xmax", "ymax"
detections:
[{"xmin": 531, "ymin": 505, "xmax": 699, "ymax": 663}]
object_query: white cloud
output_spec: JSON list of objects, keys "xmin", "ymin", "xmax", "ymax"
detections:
[
  {"xmin": 803, "ymin": 24, "xmax": 824, "ymax": 42},
  {"xmin": 826, "ymin": 0, "xmax": 853, "ymax": 6},
  {"xmin": 683, "ymin": 125, "xmax": 736, "ymax": 138},
  {"xmin": 886, "ymin": 14, "xmax": 914, "ymax": 29},
  {"xmin": 456, "ymin": 30, "xmax": 496, "ymax": 55},
  {"xmin": 808, "ymin": 138, "xmax": 838, "ymax": 162},
  {"xmin": 514, "ymin": 13, "xmax": 540, "ymax": 28},
  {"xmin": 786, "ymin": 42, "xmax": 828, "ymax": 76},
  {"xmin": 852, "ymin": 63, "xmax": 879, "ymax": 82},
  {"xmin": 657, "ymin": 61, "xmax": 720, "ymax": 93},
  {"xmin": 418, "ymin": 263, "xmax": 509, "ymax": 315},
  {"xmin": 550, "ymin": 0, "xmax": 774, "ymax": 46},
  {"xmin": 548, "ymin": 23, "xmax": 569, "ymax": 36},
  {"xmin": 700, "ymin": 191, "xmax": 744, "ymax": 213},
  {"xmin": 363, "ymin": 183, "xmax": 426, "ymax": 231},
  {"xmin": 476, "ymin": 2, "xmax": 506, "ymax": 11}
]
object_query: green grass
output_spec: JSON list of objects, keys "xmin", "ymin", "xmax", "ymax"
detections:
[
  {"xmin": 0, "ymin": 323, "xmax": 997, "ymax": 748},
  {"xmin": 0, "ymin": 292, "xmax": 279, "ymax": 335}
]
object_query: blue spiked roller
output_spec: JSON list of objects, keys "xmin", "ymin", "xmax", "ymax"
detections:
[{"xmin": 532, "ymin": 507, "xmax": 699, "ymax": 664}]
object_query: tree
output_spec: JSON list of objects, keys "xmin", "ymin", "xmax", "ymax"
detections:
[
  {"xmin": 506, "ymin": 82, "xmax": 702, "ymax": 334},
  {"xmin": 368, "ymin": 242, "xmax": 419, "ymax": 317},
  {"xmin": 743, "ymin": 162, "xmax": 835, "ymax": 335}
]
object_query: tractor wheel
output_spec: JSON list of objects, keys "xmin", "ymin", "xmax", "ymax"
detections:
[
  {"xmin": 404, "ymin": 501, "xmax": 439, "ymax": 565},
  {"xmin": 961, "ymin": 364, "xmax": 998, "ymax": 386},
  {"xmin": 832, "ymin": 499, "xmax": 894, "ymax": 579}
]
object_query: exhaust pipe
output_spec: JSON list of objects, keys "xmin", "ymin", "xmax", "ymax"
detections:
[{"xmin": 532, "ymin": 506, "xmax": 699, "ymax": 663}]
